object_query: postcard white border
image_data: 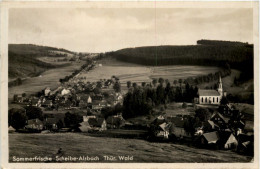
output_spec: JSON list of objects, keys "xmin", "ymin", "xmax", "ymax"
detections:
[{"xmin": 0, "ymin": 1, "xmax": 259, "ymax": 169}]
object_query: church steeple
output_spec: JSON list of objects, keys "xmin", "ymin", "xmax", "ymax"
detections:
[{"xmin": 217, "ymin": 76, "xmax": 223, "ymax": 96}]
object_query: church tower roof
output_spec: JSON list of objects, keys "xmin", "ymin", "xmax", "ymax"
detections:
[{"xmin": 219, "ymin": 76, "xmax": 222, "ymax": 83}]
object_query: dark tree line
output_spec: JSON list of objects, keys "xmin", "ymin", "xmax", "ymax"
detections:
[
  {"xmin": 59, "ymin": 60, "xmax": 94, "ymax": 83},
  {"xmin": 122, "ymin": 82, "xmax": 198, "ymax": 119},
  {"xmin": 108, "ymin": 40, "xmax": 253, "ymax": 82}
]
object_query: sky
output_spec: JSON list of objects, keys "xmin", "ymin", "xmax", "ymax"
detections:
[{"xmin": 9, "ymin": 8, "xmax": 253, "ymax": 53}]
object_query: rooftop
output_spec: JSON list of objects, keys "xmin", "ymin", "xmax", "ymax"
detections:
[{"xmin": 198, "ymin": 89, "xmax": 221, "ymax": 96}]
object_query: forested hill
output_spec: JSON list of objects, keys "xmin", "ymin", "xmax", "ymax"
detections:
[
  {"xmin": 109, "ymin": 40, "xmax": 253, "ymax": 80},
  {"xmin": 9, "ymin": 44, "xmax": 74, "ymax": 56},
  {"xmin": 8, "ymin": 44, "xmax": 74, "ymax": 79}
]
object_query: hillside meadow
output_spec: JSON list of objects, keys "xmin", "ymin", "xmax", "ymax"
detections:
[
  {"xmin": 78, "ymin": 58, "xmax": 220, "ymax": 92},
  {"xmin": 9, "ymin": 133, "xmax": 253, "ymax": 163},
  {"xmin": 8, "ymin": 62, "xmax": 85, "ymax": 100}
]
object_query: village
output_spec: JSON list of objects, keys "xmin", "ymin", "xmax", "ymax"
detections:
[{"xmin": 8, "ymin": 58, "xmax": 254, "ymax": 157}]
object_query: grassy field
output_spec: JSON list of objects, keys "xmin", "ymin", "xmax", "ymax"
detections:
[
  {"xmin": 8, "ymin": 62, "xmax": 85, "ymax": 100},
  {"xmin": 78, "ymin": 58, "xmax": 219, "ymax": 91},
  {"xmin": 9, "ymin": 133, "xmax": 253, "ymax": 163}
]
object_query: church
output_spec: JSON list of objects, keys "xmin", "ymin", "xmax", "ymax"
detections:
[{"xmin": 198, "ymin": 76, "xmax": 226, "ymax": 105}]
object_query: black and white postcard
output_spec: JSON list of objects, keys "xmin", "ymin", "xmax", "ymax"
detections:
[{"xmin": 0, "ymin": 1, "xmax": 259, "ymax": 169}]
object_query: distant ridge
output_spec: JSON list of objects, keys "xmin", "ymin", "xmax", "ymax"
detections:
[
  {"xmin": 8, "ymin": 44, "xmax": 74, "ymax": 79},
  {"xmin": 196, "ymin": 39, "xmax": 251, "ymax": 46},
  {"xmin": 9, "ymin": 44, "xmax": 74, "ymax": 56},
  {"xmin": 108, "ymin": 39, "xmax": 253, "ymax": 81}
]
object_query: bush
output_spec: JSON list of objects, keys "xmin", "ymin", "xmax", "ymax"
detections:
[
  {"xmin": 8, "ymin": 108, "xmax": 27, "ymax": 130},
  {"xmin": 182, "ymin": 102, "xmax": 187, "ymax": 108}
]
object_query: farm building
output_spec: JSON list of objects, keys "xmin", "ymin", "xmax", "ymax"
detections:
[
  {"xmin": 200, "ymin": 131, "xmax": 220, "ymax": 146},
  {"xmin": 44, "ymin": 118, "xmax": 59, "ymax": 131},
  {"xmin": 8, "ymin": 126, "xmax": 16, "ymax": 133},
  {"xmin": 202, "ymin": 120, "xmax": 220, "ymax": 132},
  {"xmin": 61, "ymin": 88, "xmax": 71, "ymax": 96},
  {"xmin": 106, "ymin": 114, "xmax": 125, "ymax": 129},
  {"xmin": 25, "ymin": 118, "xmax": 44, "ymax": 131},
  {"xmin": 42, "ymin": 100, "xmax": 53, "ymax": 107},
  {"xmin": 88, "ymin": 118, "xmax": 107, "ymax": 131},
  {"xmin": 218, "ymin": 132, "xmax": 238, "ymax": 149},
  {"xmin": 81, "ymin": 116, "xmax": 107, "ymax": 132},
  {"xmin": 210, "ymin": 112, "xmax": 229, "ymax": 129},
  {"xmin": 44, "ymin": 87, "xmax": 51, "ymax": 96},
  {"xmin": 168, "ymin": 116, "xmax": 191, "ymax": 139},
  {"xmin": 31, "ymin": 98, "xmax": 42, "ymax": 107}
]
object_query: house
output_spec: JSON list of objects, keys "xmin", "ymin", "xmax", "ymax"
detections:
[
  {"xmin": 150, "ymin": 116, "xmax": 170, "ymax": 139},
  {"xmin": 156, "ymin": 122, "xmax": 171, "ymax": 139},
  {"xmin": 61, "ymin": 88, "xmax": 71, "ymax": 96},
  {"xmin": 218, "ymin": 132, "xmax": 238, "ymax": 149},
  {"xmin": 91, "ymin": 100, "xmax": 107, "ymax": 111},
  {"xmin": 151, "ymin": 115, "xmax": 166, "ymax": 126},
  {"xmin": 44, "ymin": 118, "xmax": 59, "ymax": 131},
  {"xmin": 13, "ymin": 94, "xmax": 24, "ymax": 103},
  {"xmin": 210, "ymin": 112, "xmax": 229, "ymax": 129},
  {"xmin": 80, "ymin": 116, "xmax": 107, "ymax": 132},
  {"xmin": 85, "ymin": 118, "xmax": 107, "ymax": 132},
  {"xmin": 78, "ymin": 95, "xmax": 92, "ymax": 108},
  {"xmin": 31, "ymin": 98, "xmax": 41, "ymax": 107},
  {"xmin": 203, "ymin": 120, "xmax": 220, "ymax": 132},
  {"xmin": 200, "ymin": 131, "xmax": 220, "ymax": 146},
  {"xmin": 8, "ymin": 126, "xmax": 16, "ymax": 133},
  {"xmin": 82, "ymin": 115, "xmax": 96, "ymax": 122},
  {"xmin": 106, "ymin": 114, "xmax": 125, "ymax": 129},
  {"xmin": 44, "ymin": 87, "xmax": 51, "ymax": 96},
  {"xmin": 63, "ymin": 100, "xmax": 72, "ymax": 110},
  {"xmin": 197, "ymin": 76, "xmax": 225, "ymax": 105},
  {"xmin": 168, "ymin": 116, "xmax": 191, "ymax": 139},
  {"xmin": 25, "ymin": 118, "xmax": 44, "ymax": 131},
  {"xmin": 41, "ymin": 100, "xmax": 53, "ymax": 107},
  {"xmin": 105, "ymin": 80, "xmax": 112, "ymax": 87},
  {"xmin": 92, "ymin": 94, "xmax": 103, "ymax": 101},
  {"xmin": 87, "ymin": 96, "xmax": 92, "ymax": 103},
  {"xmin": 79, "ymin": 100, "xmax": 88, "ymax": 108}
]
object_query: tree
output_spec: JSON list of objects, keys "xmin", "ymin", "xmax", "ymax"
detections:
[
  {"xmin": 64, "ymin": 112, "xmax": 82, "ymax": 128},
  {"xmin": 93, "ymin": 87, "xmax": 101, "ymax": 94},
  {"xmin": 158, "ymin": 78, "xmax": 164, "ymax": 85},
  {"xmin": 25, "ymin": 106, "xmax": 43, "ymax": 120},
  {"xmin": 178, "ymin": 79, "xmax": 183, "ymax": 87},
  {"xmin": 141, "ymin": 82, "xmax": 146, "ymax": 87},
  {"xmin": 182, "ymin": 102, "xmax": 187, "ymax": 108},
  {"xmin": 184, "ymin": 116, "xmax": 201, "ymax": 136},
  {"xmin": 96, "ymin": 81, "xmax": 102, "ymax": 88},
  {"xmin": 220, "ymin": 96, "xmax": 229, "ymax": 105},
  {"xmin": 113, "ymin": 81, "xmax": 121, "ymax": 93},
  {"xmin": 103, "ymin": 92, "xmax": 109, "ymax": 98},
  {"xmin": 127, "ymin": 81, "xmax": 132, "ymax": 88},
  {"xmin": 165, "ymin": 79, "xmax": 169, "ymax": 85},
  {"xmin": 152, "ymin": 79, "xmax": 158, "ymax": 87},
  {"xmin": 156, "ymin": 85, "xmax": 165, "ymax": 104},
  {"xmin": 173, "ymin": 80, "xmax": 178, "ymax": 86},
  {"xmin": 8, "ymin": 108, "xmax": 27, "ymax": 130},
  {"xmin": 22, "ymin": 93, "xmax": 26, "ymax": 97},
  {"xmin": 195, "ymin": 108, "xmax": 211, "ymax": 122},
  {"xmin": 132, "ymin": 83, "xmax": 137, "ymax": 89},
  {"xmin": 57, "ymin": 119, "xmax": 64, "ymax": 129}
]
